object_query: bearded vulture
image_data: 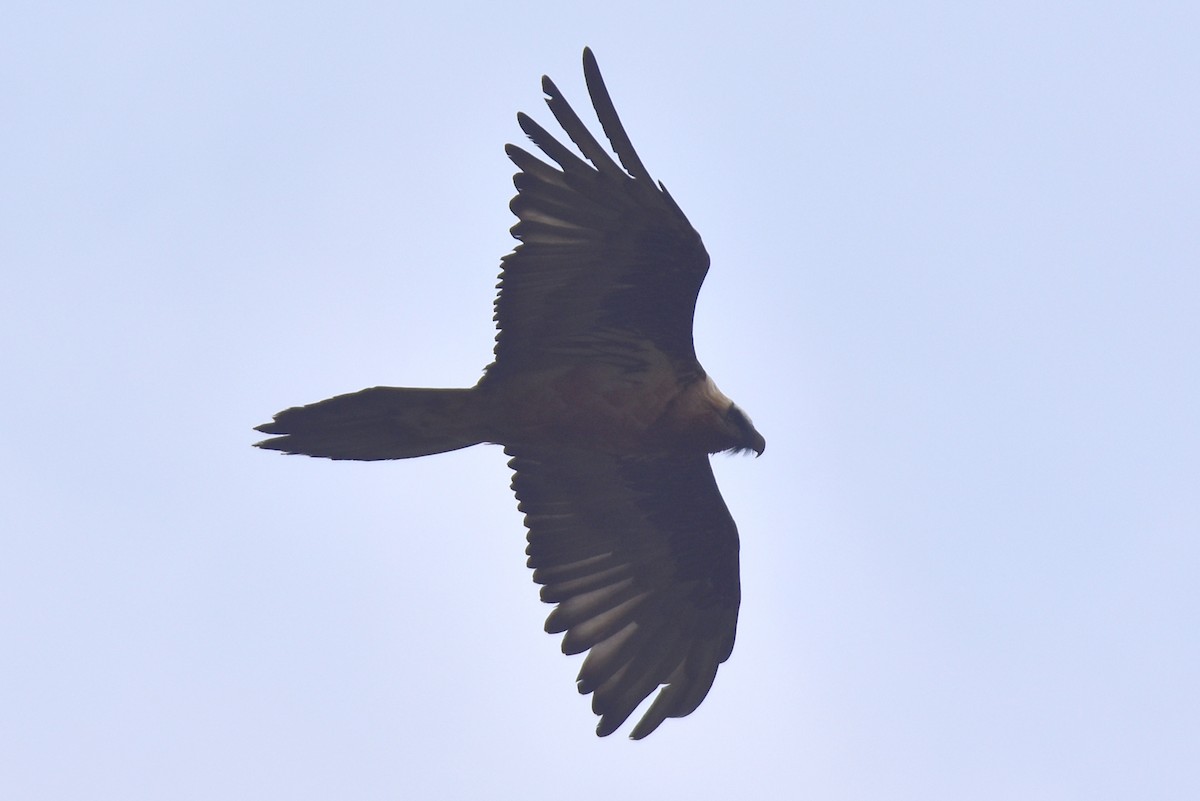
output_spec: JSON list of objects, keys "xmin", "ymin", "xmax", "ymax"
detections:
[{"xmin": 255, "ymin": 48, "xmax": 764, "ymax": 739}]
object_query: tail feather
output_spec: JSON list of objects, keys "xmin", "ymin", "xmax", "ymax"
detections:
[{"xmin": 254, "ymin": 386, "xmax": 485, "ymax": 460}]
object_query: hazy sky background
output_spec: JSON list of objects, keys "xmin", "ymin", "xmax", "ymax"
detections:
[{"xmin": 4, "ymin": 2, "xmax": 1197, "ymax": 799}]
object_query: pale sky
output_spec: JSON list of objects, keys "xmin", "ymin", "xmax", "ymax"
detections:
[{"xmin": 3, "ymin": 2, "xmax": 1198, "ymax": 799}]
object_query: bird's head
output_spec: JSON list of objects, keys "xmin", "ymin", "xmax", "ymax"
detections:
[{"xmin": 724, "ymin": 404, "xmax": 765, "ymax": 457}]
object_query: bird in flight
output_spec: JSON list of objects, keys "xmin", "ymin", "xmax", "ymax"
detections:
[{"xmin": 255, "ymin": 47, "xmax": 764, "ymax": 739}]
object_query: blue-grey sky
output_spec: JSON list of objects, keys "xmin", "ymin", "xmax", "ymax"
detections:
[{"xmin": 4, "ymin": 2, "xmax": 1198, "ymax": 799}]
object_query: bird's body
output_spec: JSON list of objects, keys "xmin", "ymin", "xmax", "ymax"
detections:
[
  {"xmin": 256, "ymin": 48, "xmax": 763, "ymax": 739},
  {"xmin": 489, "ymin": 361, "xmax": 748, "ymax": 457}
]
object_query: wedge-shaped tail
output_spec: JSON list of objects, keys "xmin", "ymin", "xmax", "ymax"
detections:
[{"xmin": 255, "ymin": 387, "xmax": 484, "ymax": 461}]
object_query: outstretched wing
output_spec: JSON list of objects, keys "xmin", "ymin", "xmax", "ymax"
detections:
[
  {"xmin": 485, "ymin": 48, "xmax": 710, "ymax": 384},
  {"xmin": 508, "ymin": 445, "xmax": 741, "ymax": 739}
]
